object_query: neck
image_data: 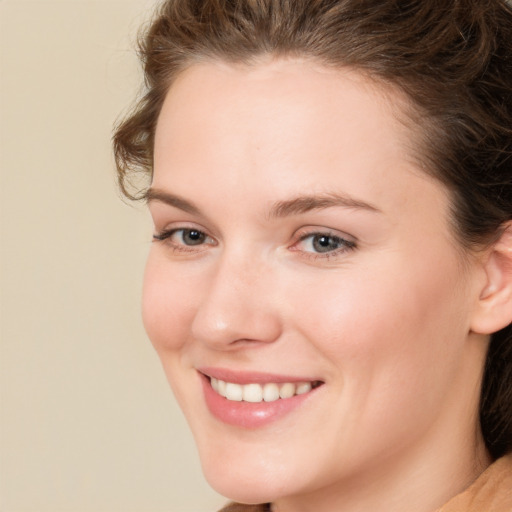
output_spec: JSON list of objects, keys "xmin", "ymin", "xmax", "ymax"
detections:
[
  {"xmin": 272, "ymin": 429, "xmax": 491, "ymax": 512},
  {"xmin": 272, "ymin": 333, "xmax": 492, "ymax": 512}
]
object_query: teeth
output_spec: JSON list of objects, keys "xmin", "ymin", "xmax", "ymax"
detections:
[
  {"xmin": 243, "ymin": 383, "xmax": 263, "ymax": 403},
  {"xmin": 279, "ymin": 382, "xmax": 295, "ymax": 399},
  {"xmin": 217, "ymin": 379, "xmax": 227, "ymax": 396},
  {"xmin": 263, "ymin": 383, "xmax": 280, "ymax": 402},
  {"xmin": 225, "ymin": 382, "xmax": 243, "ymax": 401},
  {"xmin": 296, "ymin": 382, "xmax": 312, "ymax": 395},
  {"xmin": 210, "ymin": 378, "xmax": 317, "ymax": 403}
]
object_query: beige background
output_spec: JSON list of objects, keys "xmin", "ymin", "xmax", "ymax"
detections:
[{"xmin": 0, "ymin": 1, "xmax": 225, "ymax": 510}]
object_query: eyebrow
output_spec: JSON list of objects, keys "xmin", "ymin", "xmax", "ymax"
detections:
[
  {"xmin": 145, "ymin": 188, "xmax": 381, "ymax": 218},
  {"xmin": 268, "ymin": 193, "xmax": 381, "ymax": 218},
  {"xmin": 145, "ymin": 188, "xmax": 202, "ymax": 215}
]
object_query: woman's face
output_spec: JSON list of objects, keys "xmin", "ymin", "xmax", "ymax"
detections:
[{"xmin": 144, "ymin": 60, "xmax": 488, "ymax": 506}]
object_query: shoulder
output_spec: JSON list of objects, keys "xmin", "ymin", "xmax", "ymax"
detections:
[
  {"xmin": 218, "ymin": 503, "xmax": 270, "ymax": 512},
  {"xmin": 218, "ymin": 456, "xmax": 512, "ymax": 512},
  {"xmin": 217, "ymin": 456, "xmax": 512, "ymax": 512},
  {"xmin": 437, "ymin": 453, "xmax": 512, "ymax": 512}
]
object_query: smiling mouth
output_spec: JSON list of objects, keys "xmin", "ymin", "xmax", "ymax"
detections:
[{"xmin": 209, "ymin": 377, "xmax": 323, "ymax": 403}]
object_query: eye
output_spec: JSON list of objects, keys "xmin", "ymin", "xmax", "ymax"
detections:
[
  {"xmin": 153, "ymin": 228, "xmax": 215, "ymax": 249},
  {"xmin": 175, "ymin": 229, "xmax": 206, "ymax": 246},
  {"xmin": 294, "ymin": 231, "xmax": 356, "ymax": 256}
]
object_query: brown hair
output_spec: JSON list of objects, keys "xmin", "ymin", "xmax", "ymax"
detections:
[{"xmin": 113, "ymin": 0, "xmax": 512, "ymax": 458}]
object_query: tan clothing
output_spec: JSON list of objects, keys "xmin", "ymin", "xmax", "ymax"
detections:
[
  {"xmin": 219, "ymin": 504, "xmax": 270, "ymax": 512},
  {"xmin": 219, "ymin": 454, "xmax": 512, "ymax": 512},
  {"xmin": 220, "ymin": 505, "xmax": 270, "ymax": 512},
  {"xmin": 436, "ymin": 454, "xmax": 512, "ymax": 512}
]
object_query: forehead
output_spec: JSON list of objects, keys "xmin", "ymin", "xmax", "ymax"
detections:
[
  {"xmin": 152, "ymin": 58, "xmax": 448, "ymax": 227},
  {"xmin": 155, "ymin": 59, "xmax": 410, "ymax": 157}
]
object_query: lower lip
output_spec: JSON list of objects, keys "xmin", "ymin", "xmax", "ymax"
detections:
[{"xmin": 200, "ymin": 374, "xmax": 318, "ymax": 428}]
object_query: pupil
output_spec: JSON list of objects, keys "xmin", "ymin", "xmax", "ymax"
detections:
[
  {"xmin": 313, "ymin": 235, "xmax": 338, "ymax": 253},
  {"xmin": 184, "ymin": 230, "xmax": 204, "ymax": 245}
]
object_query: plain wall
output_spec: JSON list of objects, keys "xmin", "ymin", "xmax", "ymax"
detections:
[{"xmin": 0, "ymin": 1, "xmax": 225, "ymax": 511}]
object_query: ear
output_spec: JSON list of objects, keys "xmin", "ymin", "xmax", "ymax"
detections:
[{"xmin": 470, "ymin": 222, "xmax": 512, "ymax": 335}]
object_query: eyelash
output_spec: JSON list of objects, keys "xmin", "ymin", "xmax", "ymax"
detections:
[
  {"xmin": 152, "ymin": 227, "xmax": 357, "ymax": 259},
  {"xmin": 153, "ymin": 228, "xmax": 216, "ymax": 254},
  {"xmin": 293, "ymin": 231, "xmax": 357, "ymax": 260}
]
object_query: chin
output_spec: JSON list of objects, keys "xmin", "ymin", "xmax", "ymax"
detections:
[
  {"xmin": 199, "ymin": 443, "xmax": 332, "ymax": 507},
  {"xmin": 203, "ymin": 467, "xmax": 284, "ymax": 505},
  {"xmin": 196, "ymin": 440, "xmax": 297, "ymax": 504}
]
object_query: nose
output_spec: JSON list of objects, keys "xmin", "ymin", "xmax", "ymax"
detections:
[{"xmin": 190, "ymin": 252, "xmax": 282, "ymax": 349}]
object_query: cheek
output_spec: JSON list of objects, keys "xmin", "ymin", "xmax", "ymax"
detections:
[
  {"xmin": 285, "ymin": 249, "xmax": 470, "ymax": 395},
  {"xmin": 141, "ymin": 253, "xmax": 197, "ymax": 353},
  {"xmin": 278, "ymin": 256, "xmax": 472, "ymax": 460},
  {"xmin": 141, "ymin": 254, "xmax": 205, "ymax": 415}
]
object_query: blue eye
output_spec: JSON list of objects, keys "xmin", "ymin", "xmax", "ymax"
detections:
[
  {"xmin": 299, "ymin": 233, "xmax": 356, "ymax": 254},
  {"xmin": 153, "ymin": 228, "xmax": 212, "ymax": 246},
  {"xmin": 177, "ymin": 229, "xmax": 206, "ymax": 245}
]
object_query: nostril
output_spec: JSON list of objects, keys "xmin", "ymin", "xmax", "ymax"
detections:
[{"xmin": 191, "ymin": 303, "xmax": 283, "ymax": 349}]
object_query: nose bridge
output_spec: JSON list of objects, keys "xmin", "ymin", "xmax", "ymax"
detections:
[{"xmin": 191, "ymin": 246, "xmax": 281, "ymax": 348}]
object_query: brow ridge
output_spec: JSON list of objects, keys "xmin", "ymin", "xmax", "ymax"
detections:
[
  {"xmin": 145, "ymin": 188, "xmax": 380, "ymax": 219},
  {"xmin": 145, "ymin": 188, "xmax": 201, "ymax": 215},
  {"xmin": 268, "ymin": 193, "xmax": 380, "ymax": 219}
]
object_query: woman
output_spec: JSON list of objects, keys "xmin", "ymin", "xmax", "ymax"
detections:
[{"xmin": 113, "ymin": 1, "xmax": 512, "ymax": 510}]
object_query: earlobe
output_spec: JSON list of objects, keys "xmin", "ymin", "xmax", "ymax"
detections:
[{"xmin": 471, "ymin": 223, "xmax": 512, "ymax": 335}]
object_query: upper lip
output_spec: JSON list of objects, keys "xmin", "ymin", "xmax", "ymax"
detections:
[{"xmin": 198, "ymin": 367, "xmax": 323, "ymax": 385}]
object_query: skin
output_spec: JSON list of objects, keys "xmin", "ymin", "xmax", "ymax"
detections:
[{"xmin": 143, "ymin": 59, "xmax": 493, "ymax": 512}]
